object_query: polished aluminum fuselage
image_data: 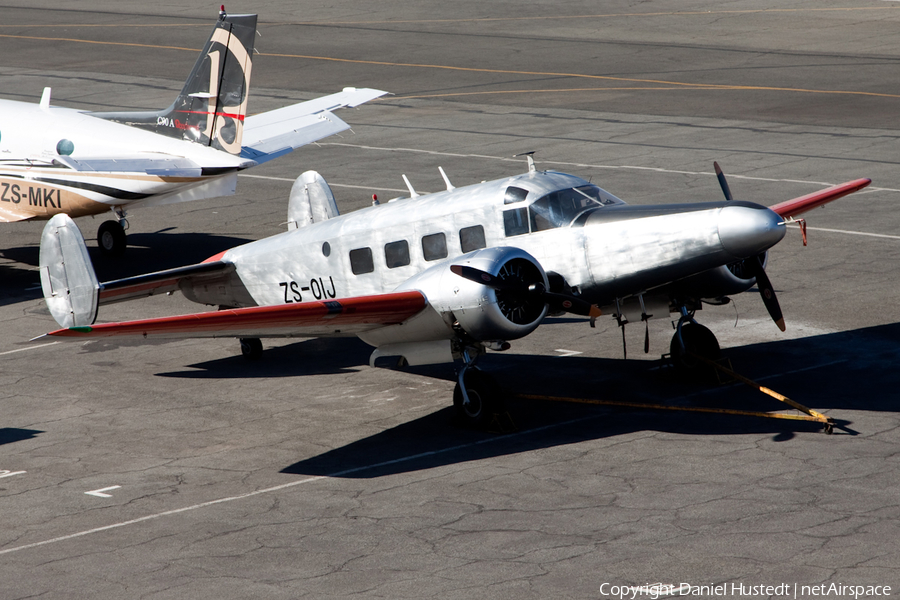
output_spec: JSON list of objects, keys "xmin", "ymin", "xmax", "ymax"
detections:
[{"xmin": 192, "ymin": 170, "xmax": 785, "ymax": 311}]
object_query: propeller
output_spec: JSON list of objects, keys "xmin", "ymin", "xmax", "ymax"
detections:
[
  {"xmin": 714, "ymin": 162, "xmax": 786, "ymax": 331},
  {"xmin": 450, "ymin": 264, "xmax": 600, "ymax": 318}
]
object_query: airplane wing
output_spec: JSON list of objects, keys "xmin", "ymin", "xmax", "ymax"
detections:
[
  {"xmin": 240, "ymin": 87, "xmax": 388, "ymax": 164},
  {"xmin": 770, "ymin": 178, "xmax": 871, "ymax": 218},
  {"xmin": 52, "ymin": 155, "xmax": 204, "ymax": 176},
  {"xmin": 40, "ymin": 291, "xmax": 428, "ymax": 341}
]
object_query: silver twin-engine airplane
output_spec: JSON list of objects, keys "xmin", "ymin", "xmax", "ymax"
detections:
[
  {"xmin": 0, "ymin": 8, "xmax": 385, "ymax": 255},
  {"xmin": 36, "ymin": 157, "xmax": 870, "ymax": 427}
]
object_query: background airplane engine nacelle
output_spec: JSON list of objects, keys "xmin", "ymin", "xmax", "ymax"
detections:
[
  {"xmin": 672, "ymin": 252, "xmax": 769, "ymax": 299},
  {"xmin": 399, "ymin": 247, "xmax": 550, "ymax": 342}
]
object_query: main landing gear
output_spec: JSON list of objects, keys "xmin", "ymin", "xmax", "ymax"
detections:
[
  {"xmin": 97, "ymin": 208, "xmax": 128, "ymax": 257},
  {"xmin": 669, "ymin": 307, "xmax": 722, "ymax": 379},
  {"xmin": 240, "ymin": 337, "xmax": 263, "ymax": 360},
  {"xmin": 453, "ymin": 346, "xmax": 505, "ymax": 429}
]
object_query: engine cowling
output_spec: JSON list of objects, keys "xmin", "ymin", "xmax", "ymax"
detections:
[
  {"xmin": 672, "ymin": 251, "xmax": 769, "ymax": 299},
  {"xmin": 396, "ymin": 246, "xmax": 550, "ymax": 342}
]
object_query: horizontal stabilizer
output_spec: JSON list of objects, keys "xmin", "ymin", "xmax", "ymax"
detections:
[
  {"xmin": 98, "ymin": 260, "xmax": 235, "ymax": 305},
  {"xmin": 770, "ymin": 178, "xmax": 871, "ymax": 219},
  {"xmin": 241, "ymin": 87, "xmax": 387, "ymax": 163},
  {"xmin": 44, "ymin": 291, "xmax": 428, "ymax": 341}
]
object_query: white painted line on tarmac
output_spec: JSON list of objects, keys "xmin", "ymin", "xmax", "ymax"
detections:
[
  {"xmin": 85, "ymin": 486, "xmax": 121, "ymax": 498},
  {"xmin": 789, "ymin": 224, "xmax": 900, "ymax": 241},
  {"xmin": 555, "ymin": 349, "xmax": 583, "ymax": 357},
  {"xmin": 0, "ymin": 413, "xmax": 602, "ymax": 557},
  {"xmin": 0, "ymin": 470, "xmax": 26, "ymax": 479},
  {"xmin": 0, "ymin": 342, "xmax": 61, "ymax": 357},
  {"xmin": 318, "ymin": 142, "xmax": 900, "ymax": 194},
  {"xmin": 239, "ymin": 173, "xmax": 408, "ymax": 193}
]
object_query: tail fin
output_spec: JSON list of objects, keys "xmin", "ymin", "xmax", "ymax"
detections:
[
  {"xmin": 288, "ymin": 171, "xmax": 340, "ymax": 231},
  {"xmin": 39, "ymin": 215, "xmax": 100, "ymax": 328},
  {"xmin": 92, "ymin": 10, "xmax": 257, "ymax": 155}
]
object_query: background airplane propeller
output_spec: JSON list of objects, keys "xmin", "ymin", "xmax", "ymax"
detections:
[{"xmin": 713, "ymin": 162, "xmax": 786, "ymax": 331}]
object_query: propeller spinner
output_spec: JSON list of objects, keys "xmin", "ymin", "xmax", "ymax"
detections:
[{"xmin": 714, "ymin": 162, "xmax": 786, "ymax": 331}]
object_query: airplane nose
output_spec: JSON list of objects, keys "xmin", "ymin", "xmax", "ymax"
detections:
[{"xmin": 717, "ymin": 203, "xmax": 786, "ymax": 258}]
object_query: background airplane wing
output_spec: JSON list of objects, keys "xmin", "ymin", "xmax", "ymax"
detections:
[
  {"xmin": 240, "ymin": 87, "xmax": 388, "ymax": 164},
  {"xmin": 0, "ymin": 204, "xmax": 35, "ymax": 222},
  {"xmin": 770, "ymin": 178, "xmax": 871, "ymax": 218},
  {"xmin": 52, "ymin": 155, "xmax": 217, "ymax": 177},
  {"xmin": 41, "ymin": 290, "xmax": 428, "ymax": 341}
]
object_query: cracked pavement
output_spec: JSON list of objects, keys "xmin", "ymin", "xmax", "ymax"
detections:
[{"xmin": 1, "ymin": 1, "xmax": 899, "ymax": 598}]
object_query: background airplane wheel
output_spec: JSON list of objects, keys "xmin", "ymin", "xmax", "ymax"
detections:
[
  {"xmin": 453, "ymin": 368, "xmax": 503, "ymax": 429},
  {"xmin": 240, "ymin": 337, "xmax": 263, "ymax": 360},
  {"xmin": 670, "ymin": 322, "xmax": 721, "ymax": 378},
  {"xmin": 97, "ymin": 220, "xmax": 126, "ymax": 257}
]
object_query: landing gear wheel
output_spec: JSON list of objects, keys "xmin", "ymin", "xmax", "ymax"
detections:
[
  {"xmin": 240, "ymin": 337, "xmax": 263, "ymax": 360},
  {"xmin": 453, "ymin": 368, "xmax": 503, "ymax": 429},
  {"xmin": 97, "ymin": 220, "xmax": 126, "ymax": 257},
  {"xmin": 670, "ymin": 322, "xmax": 721, "ymax": 378}
]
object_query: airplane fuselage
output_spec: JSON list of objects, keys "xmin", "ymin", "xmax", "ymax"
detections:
[
  {"xmin": 195, "ymin": 170, "xmax": 785, "ymax": 317},
  {"xmin": 0, "ymin": 99, "xmax": 249, "ymax": 222}
]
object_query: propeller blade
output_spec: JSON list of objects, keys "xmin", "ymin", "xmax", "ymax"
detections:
[
  {"xmin": 450, "ymin": 264, "xmax": 601, "ymax": 318},
  {"xmin": 714, "ymin": 161, "xmax": 734, "ymax": 201},
  {"xmin": 749, "ymin": 255, "xmax": 785, "ymax": 331},
  {"xmin": 450, "ymin": 264, "xmax": 521, "ymax": 293}
]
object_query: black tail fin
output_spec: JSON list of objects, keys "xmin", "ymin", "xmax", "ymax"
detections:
[{"xmin": 92, "ymin": 10, "xmax": 257, "ymax": 155}]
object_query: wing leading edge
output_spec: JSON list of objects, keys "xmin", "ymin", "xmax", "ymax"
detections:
[
  {"xmin": 770, "ymin": 178, "xmax": 871, "ymax": 219},
  {"xmin": 41, "ymin": 291, "xmax": 428, "ymax": 341}
]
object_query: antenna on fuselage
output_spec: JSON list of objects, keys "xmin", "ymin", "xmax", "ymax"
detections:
[
  {"xmin": 514, "ymin": 151, "xmax": 537, "ymax": 173},
  {"xmin": 401, "ymin": 174, "xmax": 419, "ymax": 198},
  {"xmin": 438, "ymin": 166, "xmax": 455, "ymax": 191}
]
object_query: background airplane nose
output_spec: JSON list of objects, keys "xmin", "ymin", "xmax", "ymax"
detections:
[{"xmin": 717, "ymin": 204, "xmax": 786, "ymax": 258}]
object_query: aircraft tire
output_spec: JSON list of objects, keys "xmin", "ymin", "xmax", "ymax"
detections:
[
  {"xmin": 240, "ymin": 337, "xmax": 263, "ymax": 360},
  {"xmin": 453, "ymin": 368, "xmax": 503, "ymax": 429},
  {"xmin": 97, "ymin": 220, "xmax": 126, "ymax": 257},
  {"xmin": 670, "ymin": 322, "xmax": 721, "ymax": 378}
]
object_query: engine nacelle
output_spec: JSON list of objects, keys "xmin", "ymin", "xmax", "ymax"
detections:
[
  {"xmin": 672, "ymin": 252, "xmax": 769, "ymax": 299},
  {"xmin": 397, "ymin": 246, "xmax": 550, "ymax": 342}
]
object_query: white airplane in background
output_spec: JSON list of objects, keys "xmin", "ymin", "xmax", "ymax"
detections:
[
  {"xmin": 0, "ymin": 8, "xmax": 385, "ymax": 256},
  {"xmin": 36, "ymin": 156, "xmax": 869, "ymax": 427}
]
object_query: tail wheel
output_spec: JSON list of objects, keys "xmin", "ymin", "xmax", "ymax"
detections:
[
  {"xmin": 670, "ymin": 322, "xmax": 721, "ymax": 376},
  {"xmin": 453, "ymin": 368, "xmax": 503, "ymax": 429}
]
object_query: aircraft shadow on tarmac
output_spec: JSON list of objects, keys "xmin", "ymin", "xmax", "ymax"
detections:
[
  {"xmin": 0, "ymin": 231, "xmax": 251, "ymax": 308},
  {"xmin": 279, "ymin": 322, "xmax": 900, "ymax": 479},
  {"xmin": 0, "ymin": 428, "xmax": 43, "ymax": 447}
]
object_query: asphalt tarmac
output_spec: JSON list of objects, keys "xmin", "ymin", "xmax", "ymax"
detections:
[{"xmin": 1, "ymin": 2, "xmax": 899, "ymax": 598}]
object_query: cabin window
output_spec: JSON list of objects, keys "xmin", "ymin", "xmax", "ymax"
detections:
[
  {"xmin": 384, "ymin": 240, "xmax": 410, "ymax": 268},
  {"xmin": 422, "ymin": 233, "xmax": 448, "ymax": 261},
  {"xmin": 503, "ymin": 208, "xmax": 529, "ymax": 237},
  {"xmin": 459, "ymin": 225, "xmax": 486, "ymax": 253},
  {"xmin": 322, "ymin": 242, "xmax": 331, "ymax": 257},
  {"xmin": 504, "ymin": 186, "xmax": 529, "ymax": 204},
  {"xmin": 349, "ymin": 247, "xmax": 374, "ymax": 274}
]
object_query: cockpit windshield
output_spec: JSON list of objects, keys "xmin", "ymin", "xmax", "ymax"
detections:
[
  {"xmin": 530, "ymin": 186, "xmax": 606, "ymax": 231},
  {"xmin": 502, "ymin": 184, "xmax": 621, "ymax": 237}
]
